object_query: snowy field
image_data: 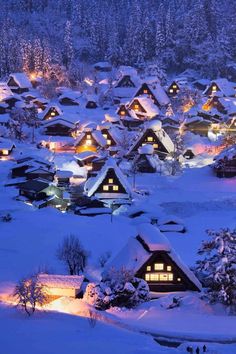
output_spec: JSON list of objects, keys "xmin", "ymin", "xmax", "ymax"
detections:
[{"xmin": 1, "ymin": 148, "xmax": 236, "ymax": 353}]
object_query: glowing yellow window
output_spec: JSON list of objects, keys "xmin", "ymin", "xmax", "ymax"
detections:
[
  {"xmin": 2, "ymin": 149, "xmax": 9, "ymax": 156},
  {"xmin": 86, "ymin": 139, "xmax": 92, "ymax": 146},
  {"xmin": 177, "ymin": 277, "xmax": 181, "ymax": 282},
  {"xmin": 146, "ymin": 266, "xmax": 151, "ymax": 271},
  {"xmin": 153, "ymin": 144, "xmax": 158, "ymax": 148},
  {"xmin": 51, "ymin": 111, "xmax": 56, "ymax": 116},
  {"xmin": 168, "ymin": 273, "xmax": 173, "ymax": 281},
  {"xmin": 150, "ymin": 273, "xmax": 159, "ymax": 281},
  {"xmin": 169, "ymin": 89, "xmax": 173, "ymax": 93},
  {"xmin": 147, "ymin": 136, "xmax": 153, "ymax": 142},
  {"xmin": 103, "ymin": 185, "xmax": 109, "ymax": 191},
  {"xmin": 120, "ymin": 111, "xmax": 126, "ymax": 116},
  {"xmin": 87, "ymin": 134, "xmax": 91, "ymax": 139},
  {"xmin": 113, "ymin": 185, "xmax": 119, "ymax": 191},
  {"xmin": 167, "ymin": 266, "xmax": 172, "ymax": 272},
  {"xmin": 145, "ymin": 274, "xmax": 150, "ymax": 281},
  {"xmin": 143, "ymin": 89, "xmax": 148, "ymax": 94},
  {"xmin": 107, "ymin": 139, "xmax": 111, "ymax": 145},
  {"xmin": 212, "ymin": 85, "xmax": 217, "ymax": 91},
  {"xmin": 103, "ymin": 134, "xmax": 108, "ymax": 138},
  {"xmin": 159, "ymin": 273, "xmax": 168, "ymax": 281},
  {"xmin": 134, "ymin": 104, "xmax": 139, "ymax": 110},
  {"xmin": 108, "ymin": 178, "xmax": 113, "ymax": 184},
  {"xmin": 154, "ymin": 263, "xmax": 164, "ymax": 271}
]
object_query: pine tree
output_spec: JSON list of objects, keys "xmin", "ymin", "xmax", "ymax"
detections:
[{"xmin": 196, "ymin": 228, "xmax": 236, "ymax": 314}]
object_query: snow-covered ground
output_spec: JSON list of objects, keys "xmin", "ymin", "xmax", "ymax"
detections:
[{"xmin": 1, "ymin": 143, "xmax": 236, "ymax": 353}]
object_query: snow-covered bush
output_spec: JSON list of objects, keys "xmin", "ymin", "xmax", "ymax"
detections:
[
  {"xmin": 14, "ymin": 274, "xmax": 47, "ymax": 316},
  {"xmin": 195, "ymin": 228, "xmax": 236, "ymax": 314},
  {"xmin": 84, "ymin": 267, "xmax": 149, "ymax": 310},
  {"xmin": 1, "ymin": 213, "xmax": 12, "ymax": 222}
]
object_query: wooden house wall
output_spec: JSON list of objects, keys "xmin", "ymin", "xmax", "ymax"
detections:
[
  {"xmin": 44, "ymin": 123, "xmax": 72, "ymax": 136},
  {"xmin": 131, "ymin": 129, "xmax": 169, "ymax": 154},
  {"xmin": 116, "ymin": 75, "xmax": 135, "ymax": 88},
  {"xmin": 94, "ymin": 168, "xmax": 126, "ymax": 194},
  {"xmin": 136, "ymin": 250, "xmax": 199, "ymax": 292}
]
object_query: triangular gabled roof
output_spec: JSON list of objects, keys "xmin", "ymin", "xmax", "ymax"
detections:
[
  {"xmin": 135, "ymin": 82, "xmax": 170, "ymax": 107},
  {"xmin": 43, "ymin": 117, "xmax": 74, "ymax": 129},
  {"xmin": 74, "ymin": 129, "xmax": 107, "ymax": 147},
  {"xmin": 84, "ymin": 158, "xmax": 132, "ymax": 197},
  {"xmin": 104, "ymin": 223, "xmax": 201, "ymax": 291},
  {"xmin": 204, "ymin": 78, "xmax": 236, "ymax": 97},
  {"xmin": 128, "ymin": 96, "xmax": 160, "ymax": 118},
  {"xmin": 127, "ymin": 120, "xmax": 174, "ymax": 155},
  {"xmin": 8, "ymin": 73, "xmax": 32, "ymax": 89}
]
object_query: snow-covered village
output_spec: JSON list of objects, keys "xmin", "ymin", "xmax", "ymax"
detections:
[{"xmin": 0, "ymin": 1, "xmax": 236, "ymax": 354}]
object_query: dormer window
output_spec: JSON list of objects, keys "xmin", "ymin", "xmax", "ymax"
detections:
[
  {"xmin": 173, "ymin": 85, "xmax": 177, "ymax": 89},
  {"xmin": 103, "ymin": 133, "xmax": 108, "ymax": 138},
  {"xmin": 212, "ymin": 85, "xmax": 217, "ymax": 92},
  {"xmin": 143, "ymin": 89, "xmax": 148, "ymax": 94}
]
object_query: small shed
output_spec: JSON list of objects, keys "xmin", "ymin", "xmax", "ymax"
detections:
[{"xmin": 38, "ymin": 274, "xmax": 84, "ymax": 298}]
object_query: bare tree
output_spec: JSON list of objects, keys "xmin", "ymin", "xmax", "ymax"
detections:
[
  {"xmin": 56, "ymin": 234, "xmax": 89, "ymax": 275},
  {"xmin": 98, "ymin": 251, "xmax": 111, "ymax": 268},
  {"xmin": 14, "ymin": 274, "xmax": 47, "ymax": 316}
]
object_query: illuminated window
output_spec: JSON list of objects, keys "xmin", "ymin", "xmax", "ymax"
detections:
[
  {"xmin": 108, "ymin": 178, "xmax": 113, "ymax": 184},
  {"xmin": 169, "ymin": 89, "xmax": 173, "ymax": 93},
  {"xmin": 87, "ymin": 134, "xmax": 91, "ymax": 139},
  {"xmin": 113, "ymin": 185, "xmax": 119, "ymax": 191},
  {"xmin": 153, "ymin": 144, "xmax": 158, "ymax": 148},
  {"xmin": 154, "ymin": 263, "xmax": 164, "ymax": 270},
  {"xmin": 134, "ymin": 104, "xmax": 139, "ymax": 111},
  {"xmin": 150, "ymin": 273, "xmax": 159, "ymax": 281},
  {"xmin": 146, "ymin": 266, "xmax": 151, "ymax": 271},
  {"xmin": 103, "ymin": 134, "xmax": 108, "ymax": 138},
  {"xmin": 86, "ymin": 139, "xmax": 92, "ymax": 146},
  {"xmin": 177, "ymin": 277, "xmax": 181, "ymax": 282},
  {"xmin": 143, "ymin": 89, "xmax": 148, "ymax": 94},
  {"xmin": 107, "ymin": 139, "xmax": 112, "ymax": 145},
  {"xmin": 176, "ymin": 89, "xmax": 180, "ymax": 93},
  {"xmin": 51, "ymin": 111, "xmax": 56, "ymax": 116},
  {"xmin": 212, "ymin": 85, "xmax": 217, "ymax": 92},
  {"xmin": 120, "ymin": 111, "xmax": 126, "ymax": 116},
  {"xmin": 167, "ymin": 266, "xmax": 172, "ymax": 272},
  {"xmin": 145, "ymin": 274, "xmax": 150, "ymax": 281},
  {"xmin": 2, "ymin": 149, "xmax": 9, "ymax": 156},
  {"xmin": 103, "ymin": 185, "xmax": 109, "ymax": 191},
  {"xmin": 147, "ymin": 136, "xmax": 153, "ymax": 142},
  {"xmin": 173, "ymin": 85, "xmax": 177, "ymax": 89}
]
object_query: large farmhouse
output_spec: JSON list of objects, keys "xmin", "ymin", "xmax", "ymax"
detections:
[{"xmin": 105, "ymin": 223, "xmax": 201, "ymax": 293}]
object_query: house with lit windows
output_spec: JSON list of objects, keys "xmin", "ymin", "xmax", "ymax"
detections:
[
  {"xmin": 97, "ymin": 124, "xmax": 120, "ymax": 149},
  {"xmin": 41, "ymin": 104, "xmax": 63, "ymax": 120},
  {"xmin": 84, "ymin": 158, "xmax": 132, "ymax": 203},
  {"xmin": 0, "ymin": 138, "xmax": 15, "ymax": 157},
  {"xmin": 127, "ymin": 120, "xmax": 174, "ymax": 159},
  {"xmin": 74, "ymin": 128, "xmax": 106, "ymax": 153},
  {"xmin": 203, "ymin": 78, "xmax": 236, "ymax": 97},
  {"xmin": 134, "ymin": 82, "xmax": 170, "ymax": 108},
  {"xmin": 167, "ymin": 81, "xmax": 181, "ymax": 96},
  {"xmin": 104, "ymin": 223, "xmax": 201, "ymax": 293},
  {"xmin": 42, "ymin": 117, "xmax": 75, "ymax": 136},
  {"xmin": 128, "ymin": 96, "xmax": 160, "ymax": 120}
]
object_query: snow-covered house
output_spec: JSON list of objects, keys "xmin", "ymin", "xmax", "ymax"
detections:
[
  {"xmin": 0, "ymin": 138, "xmax": 15, "ymax": 157},
  {"xmin": 85, "ymin": 95, "xmax": 98, "ymax": 109},
  {"xmin": 42, "ymin": 104, "xmax": 63, "ymax": 120},
  {"xmin": 134, "ymin": 82, "xmax": 170, "ymax": 108},
  {"xmin": 112, "ymin": 68, "xmax": 141, "ymax": 102},
  {"xmin": 74, "ymin": 128, "xmax": 106, "ymax": 153},
  {"xmin": 42, "ymin": 117, "xmax": 74, "ymax": 136},
  {"xmin": 213, "ymin": 144, "xmax": 236, "ymax": 178},
  {"xmin": 128, "ymin": 96, "xmax": 160, "ymax": 120},
  {"xmin": 97, "ymin": 123, "xmax": 120, "ymax": 149},
  {"xmin": 94, "ymin": 61, "xmax": 112, "ymax": 72},
  {"xmin": 11, "ymin": 157, "xmax": 53, "ymax": 179},
  {"xmin": 38, "ymin": 274, "xmax": 84, "ymax": 299},
  {"xmin": 133, "ymin": 145, "xmax": 160, "ymax": 173},
  {"xmin": 84, "ymin": 158, "xmax": 132, "ymax": 203},
  {"xmin": 105, "ymin": 223, "xmax": 201, "ymax": 292},
  {"xmin": 18, "ymin": 179, "xmax": 62, "ymax": 201},
  {"xmin": 7, "ymin": 73, "xmax": 32, "ymax": 94},
  {"xmin": 167, "ymin": 80, "xmax": 181, "ymax": 96},
  {"xmin": 127, "ymin": 120, "xmax": 174, "ymax": 159},
  {"xmin": 59, "ymin": 91, "xmax": 80, "ymax": 106},
  {"xmin": 204, "ymin": 79, "xmax": 236, "ymax": 97}
]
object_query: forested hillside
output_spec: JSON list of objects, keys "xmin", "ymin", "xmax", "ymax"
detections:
[{"xmin": 0, "ymin": 0, "xmax": 235, "ymax": 79}]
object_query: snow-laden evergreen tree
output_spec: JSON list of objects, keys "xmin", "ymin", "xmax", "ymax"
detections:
[
  {"xmin": 196, "ymin": 228, "xmax": 236, "ymax": 314},
  {"xmin": 64, "ymin": 20, "xmax": 74, "ymax": 68}
]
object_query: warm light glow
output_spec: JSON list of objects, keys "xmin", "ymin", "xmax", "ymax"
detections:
[
  {"xmin": 1, "ymin": 149, "xmax": 9, "ymax": 156},
  {"xmin": 86, "ymin": 139, "xmax": 92, "ymax": 146},
  {"xmin": 103, "ymin": 134, "xmax": 108, "ymax": 138},
  {"xmin": 120, "ymin": 110, "xmax": 126, "ymax": 116},
  {"xmin": 145, "ymin": 273, "xmax": 174, "ymax": 281},
  {"xmin": 107, "ymin": 139, "xmax": 111, "ymax": 145},
  {"xmin": 146, "ymin": 266, "xmax": 151, "ymax": 271},
  {"xmin": 154, "ymin": 263, "xmax": 164, "ymax": 270},
  {"xmin": 134, "ymin": 104, "xmax": 139, "ymax": 111},
  {"xmin": 173, "ymin": 85, "xmax": 177, "ymax": 89},
  {"xmin": 212, "ymin": 85, "xmax": 217, "ymax": 92},
  {"xmin": 30, "ymin": 73, "xmax": 36, "ymax": 80},
  {"xmin": 108, "ymin": 178, "xmax": 114, "ymax": 184},
  {"xmin": 169, "ymin": 89, "xmax": 173, "ymax": 93},
  {"xmin": 103, "ymin": 185, "xmax": 109, "ymax": 191},
  {"xmin": 113, "ymin": 185, "xmax": 119, "ymax": 191},
  {"xmin": 153, "ymin": 143, "xmax": 158, "ymax": 148},
  {"xmin": 167, "ymin": 266, "xmax": 172, "ymax": 271},
  {"xmin": 143, "ymin": 89, "xmax": 148, "ymax": 94},
  {"xmin": 147, "ymin": 136, "xmax": 153, "ymax": 142},
  {"xmin": 51, "ymin": 111, "xmax": 56, "ymax": 116}
]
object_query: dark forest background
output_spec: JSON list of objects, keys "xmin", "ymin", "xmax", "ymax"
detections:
[{"xmin": 0, "ymin": 0, "xmax": 235, "ymax": 79}]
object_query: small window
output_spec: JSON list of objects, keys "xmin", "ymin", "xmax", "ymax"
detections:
[
  {"xmin": 108, "ymin": 178, "xmax": 113, "ymax": 184},
  {"xmin": 146, "ymin": 266, "xmax": 151, "ymax": 271},
  {"xmin": 154, "ymin": 263, "xmax": 164, "ymax": 271},
  {"xmin": 169, "ymin": 89, "xmax": 173, "ymax": 93},
  {"xmin": 103, "ymin": 134, "xmax": 107, "ymax": 138},
  {"xmin": 173, "ymin": 85, "xmax": 177, "ymax": 89},
  {"xmin": 87, "ymin": 134, "xmax": 91, "ymax": 139},
  {"xmin": 153, "ymin": 144, "xmax": 158, "ymax": 148},
  {"xmin": 143, "ymin": 89, "xmax": 148, "ymax": 94},
  {"xmin": 177, "ymin": 277, "xmax": 181, "ymax": 282},
  {"xmin": 134, "ymin": 104, "xmax": 139, "ymax": 110},
  {"xmin": 120, "ymin": 110, "xmax": 126, "ymax": 116},
  {"xmin": 145, "ymin": 273, "xmax": 150, "ymax": 281},
  {"xmin": 107, "ymin": 139, "xmax": 111, "ymax": 145},
  {"xmin": 212, "ymin": 85, "xmax": 217, "ymax": 91},
  {"xmin": 167, "ymin": 266, "xmax": 172, "ymax": 272},
  {"xmin": 113, "ymin": 185, "xmax": 119, "ymax": 191},
  {"xmin": 86, "ymin": 139, "xmax": 92, "ymax": 146},
  {"xmin": 103, "ymin": 185, "xmax": 109, "ymax": 191},
  {"xmin": 147, "ymin": 136, "xmax": 153, "ymax": 142}
]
